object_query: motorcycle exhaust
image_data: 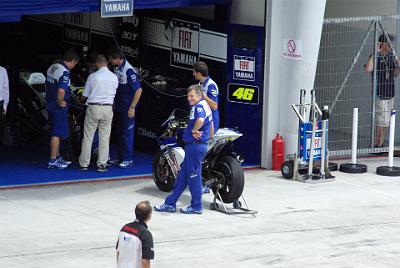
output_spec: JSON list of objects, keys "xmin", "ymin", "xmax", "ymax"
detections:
[{"xmin": 236, "ymin": 155, "xmax": 245, "ymax": 163}]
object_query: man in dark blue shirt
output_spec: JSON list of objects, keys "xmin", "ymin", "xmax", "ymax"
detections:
[
  {"xmin": 45, "ymin": 49, "xmax": 79, "ymax": 169},
  {"xmin": 154, "ymin": 84, "xmax": 213, "ymax": 214},
  {"xmin": 365, "ymin": 34, "xmax": 400, "ymax": 147},
  {"xmin": 108, "ymin": 47, "xmax": 143, "ymax": 168}
]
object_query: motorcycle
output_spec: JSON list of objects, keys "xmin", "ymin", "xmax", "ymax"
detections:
[
  {"xmin": 152, "ymin": 109, "xmax": 245, "ymax": 204},
  {"xmin": 64, "ymin": 86, "xmax": 92, "ymax": 164},
  {"xmin": 13, "ymin": 72, "xmax": 93, "ymax": 163},
  {"xmin": 14, "ymin": 72, "xmax": 50, "ymax": 144}
]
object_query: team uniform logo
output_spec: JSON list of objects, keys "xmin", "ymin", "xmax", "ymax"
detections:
[{"xmin": 189, "ymin": 107, "xmax": 195, "ymax": 120}]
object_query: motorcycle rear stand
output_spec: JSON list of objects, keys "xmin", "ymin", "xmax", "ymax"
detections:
[{"xmin": 209, "ymin": 192, "xmax": 257, "ymax": 216}]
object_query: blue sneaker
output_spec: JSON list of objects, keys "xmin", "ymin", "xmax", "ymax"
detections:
[
  {"xmin": 154, "ymin": 204, "xmax": 176, "ymax": 213},
  {"xmin": 202, "ymin": 185, "xmax": 210, "ymax": 194},
  {"xmin": 57, "ymin": 156, "xmax": 72, "ymax": 166},
  {"xmin": 180, "ymin": 206, "xmax": 202, "ymax": 214},
  {"xmin": 119, "ymin": 160, "xmax": 133, "ymax": 168},
  {"xmin": 48, "ymin": 158, "xmax": 68, "ymax": 169}
]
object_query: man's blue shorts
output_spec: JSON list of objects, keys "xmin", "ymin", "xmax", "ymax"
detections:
[{"xmin": 48, "ymin": 109, "xmax": 69, "ymax": 139}]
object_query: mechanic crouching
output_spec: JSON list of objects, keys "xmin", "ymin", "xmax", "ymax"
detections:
[
  {"xmin": 45, "ymin": 49, "xmax": 79, "ymax": 169},
  {"xmin": 155, "ymin": 84, "xmax": 213, "ymax": 214}
]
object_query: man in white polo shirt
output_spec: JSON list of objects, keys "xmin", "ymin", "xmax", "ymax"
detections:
[
  {"xmin": 0, "ymin": 65, "xmax": 9, "ymax": 116},
  {"xmin": 0, "ymin": 65, "xmax": 9, "ymax": 145},
  {"xmin": 79, "ymin": 54, "xmax": 118, "ymax": 172}
]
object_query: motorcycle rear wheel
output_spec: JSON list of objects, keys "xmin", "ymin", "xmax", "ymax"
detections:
[
  {"xmin": 152, "ymin": 150, "xmax": 175, "ymax": 192},
  {"xmin": 213, "ymin": 156, "xmax": 245, "ymax": 204}
]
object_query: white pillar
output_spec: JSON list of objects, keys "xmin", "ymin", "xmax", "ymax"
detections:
[
  {"xmin": 389, "ymin": 110, "xmax": 396, "ymax": 168},
  {"xmin": 351, "ymin": 108, "xmax": 359, "ymax": 164},
  {"xmin": 262, "ymin": 0, "xmax": 326, "ymax": 168}
]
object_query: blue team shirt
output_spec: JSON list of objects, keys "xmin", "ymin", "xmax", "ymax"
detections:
[
  {"xmin": 200, "ymin": 77, "xmax": 219, "ymax": 130},
  {"xmin": 114, "ymin": 59, "xmax": 141, "ymax": 112},
  {"xmin": 183, "ymin": 99, "xmax": 213, "ymax": 144},
  {"xmin": 45, "ymin": 62, "xmax": 70, "ymax": 111}
]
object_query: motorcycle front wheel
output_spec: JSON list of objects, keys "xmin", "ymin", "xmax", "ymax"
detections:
[
  {"xmin": 152, "ymin": 150, "xmax": 175, "ymax": 192},
  {"xmin": 213, "ymin": 156, "xmax": 245, "ymax": 204}
]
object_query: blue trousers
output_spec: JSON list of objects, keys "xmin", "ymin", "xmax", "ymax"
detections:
[
  {"xmin": 114, "ymin": 111, "xmax": 135, "ymax": 161},
  {"xmin": 165, "ymin": 143, "xmax": 207, "ymax": 210}
]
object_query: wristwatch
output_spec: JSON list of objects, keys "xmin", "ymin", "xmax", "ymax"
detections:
[{"xmin": 130, "ymin": 105, "xmax": 136, "ymax": 109}]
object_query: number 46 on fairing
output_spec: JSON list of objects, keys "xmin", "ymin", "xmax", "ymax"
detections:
[{"xmin": 227, "ymin": 83, "xmax": 259, "ymax": 105}]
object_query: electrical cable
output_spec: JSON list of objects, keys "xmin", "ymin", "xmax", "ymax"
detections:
[
  {"xmin": 141, "ymin": 78, "xmax": 188, "ymax": 98},
  {"xmin": 107, "ymin": 18, "xmax": 188, "ymax": 98}
]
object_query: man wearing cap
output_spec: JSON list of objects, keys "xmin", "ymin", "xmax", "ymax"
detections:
[{"xmin": 365, "ymin": 33, "xmax": 400, "ymax": 148}]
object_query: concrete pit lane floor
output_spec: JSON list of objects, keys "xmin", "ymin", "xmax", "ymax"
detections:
[{"xmin": 1, "ymin": 157, "xmax": 400, "ymax": 268}]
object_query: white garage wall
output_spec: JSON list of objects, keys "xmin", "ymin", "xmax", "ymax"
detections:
[{"xmin": 325, "ymin": 0, "xmax": 398, "ymax": 18}]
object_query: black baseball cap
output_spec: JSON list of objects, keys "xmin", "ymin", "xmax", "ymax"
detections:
[{"xmin": 379, "ymin": 33, "xmax": 394, "ymax": 43}]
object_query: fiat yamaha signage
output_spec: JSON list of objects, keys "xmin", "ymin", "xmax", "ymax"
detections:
[
  {"xmin": 233, "ymin": 55, "xmax": 255, "ymax": 81},
  {"xmin": 170, "ymin": 19, "xmax": 200, "ymax": 70},
  {"xmin": 101, "ymin": 0, "xmax": 134, "ymax": 18}
]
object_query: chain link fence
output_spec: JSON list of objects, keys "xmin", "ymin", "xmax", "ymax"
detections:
[{"xmin": 315, "ymin": 15, "xmax": 400, "ymax": 157}]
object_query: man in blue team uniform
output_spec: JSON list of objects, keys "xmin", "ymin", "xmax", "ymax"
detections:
[
  {"xmin": 193, "ymin": 61, "xmax": 219, "ymax": 133},
  {"xmin": 193, "ymin": 61, "xmax": 218, "ymax": 193},
  {"xmin": 154, "ymin": 84, "xmax": 213, "ymax": 214},
  {"xmin": 45, "ymin": 49, "xmax": 79, "ymax": 169},
  {"xmin": 108, "ymin": 48, "xmax": 143, "ymax": 168}
]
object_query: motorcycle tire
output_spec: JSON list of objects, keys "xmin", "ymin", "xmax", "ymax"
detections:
[
  {"xmin": 213, "ymin": 156, "xmax": 245, "ymax": 204},
  {"xmin": 152, "ymin": 150, "xmax": 175, "ymax": 192}
]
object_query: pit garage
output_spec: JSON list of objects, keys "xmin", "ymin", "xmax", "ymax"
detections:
[{"xmin": 0, "ymin": 0, "xmax": 265, "ymax": 188}]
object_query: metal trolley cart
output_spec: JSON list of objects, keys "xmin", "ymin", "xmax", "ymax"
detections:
[{"xmin": 281, "ymin": 90, "xmax": 337, "ymax": 182}]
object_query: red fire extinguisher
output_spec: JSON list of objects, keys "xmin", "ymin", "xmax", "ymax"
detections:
[{"xmin": 272, "ymin": 134, "xmax": 285, "ymax": 171}]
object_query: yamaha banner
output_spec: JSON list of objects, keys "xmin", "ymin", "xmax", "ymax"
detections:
[{"xmin": 101, "ymin": 0, "xmax": 134, "ymax": 18}]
